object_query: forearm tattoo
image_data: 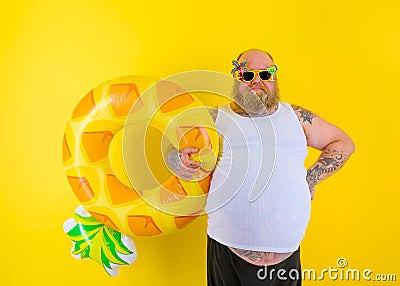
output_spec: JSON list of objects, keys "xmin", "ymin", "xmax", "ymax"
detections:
[
  {"xmin": 166, "ymin": 145, "xmax": 180, "ymax": 175},
  {"xmin": 230, "ymin": 248, "xmax": 293, "ymax": 265},
  {"xmin": 292, "ymin": 105, "xmax": 316, "ymax": 124},
  {"xmin": 306, "ymin": 148, "xmax": 347, "ymax": 188}
]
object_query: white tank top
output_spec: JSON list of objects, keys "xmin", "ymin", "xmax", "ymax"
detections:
[{"xmin": 206, "ymin": 102, "xmax": 311, "ymax": 252}]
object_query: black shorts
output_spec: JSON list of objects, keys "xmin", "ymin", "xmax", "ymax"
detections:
[{"xmin": 207, "ymin": 236, "xmax": 302, "ymax": 286}]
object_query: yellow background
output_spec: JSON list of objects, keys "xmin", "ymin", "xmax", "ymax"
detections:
[{"xmin": 1, "ymin": 0, "xmax": 399, "ymax": 285}]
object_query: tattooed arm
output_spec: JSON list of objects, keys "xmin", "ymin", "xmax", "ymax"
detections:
[{"xmin": 292, "ymin": 105, "xmax": 355, "ymax": 199}]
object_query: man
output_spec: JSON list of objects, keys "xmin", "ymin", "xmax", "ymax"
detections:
[{"xmin": 169, "ymin": 49, "xmax": 355, "ymax": 285}]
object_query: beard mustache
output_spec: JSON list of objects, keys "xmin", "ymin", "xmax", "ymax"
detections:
[{"xmin": 232, "ymin": 80, "xmax": 280, "ymax": 116}]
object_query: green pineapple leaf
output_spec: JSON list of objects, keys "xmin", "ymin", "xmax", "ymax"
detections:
[{"xmin": 63, "ymin": 206, "xmax": 137, "ymax": 276}]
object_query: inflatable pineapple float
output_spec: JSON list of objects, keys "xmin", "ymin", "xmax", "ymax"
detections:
[{"xmin": 62, "ymin": 75, "xmax": 218, "ymax": 275}]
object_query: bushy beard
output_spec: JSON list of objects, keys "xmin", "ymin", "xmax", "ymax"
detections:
[{"xmin": 232, "ymin": 80, "xmax": 280, "ymax": 116}]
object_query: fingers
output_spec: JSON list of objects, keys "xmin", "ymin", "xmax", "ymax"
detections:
[
  {"xmin": 177, "ymin": 147, "xmax": 200, "ymax": 179},
  {"xmin": 179, "ymin": 147, "xmax": 201, "ymax": 169},
  {"xmin": 180, "ymin": 147, "xmax": 199, "ymax": 155},
  {"xmin": 183, "ymin": 160, "xmax": 201, "ymax": 168},
  {"xmin": 166, "ymin": 146, "xmax": 202, "ymax": 180}
]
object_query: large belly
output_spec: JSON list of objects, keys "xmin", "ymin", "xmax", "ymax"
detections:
[{"xmin": 207, "ymin": 155, "xmax": 311, "ymax": 251}]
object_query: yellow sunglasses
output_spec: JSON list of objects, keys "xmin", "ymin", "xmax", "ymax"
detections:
[{"xmin": 234, "ymin": 65, "xmax": 278, "ymax": 82}]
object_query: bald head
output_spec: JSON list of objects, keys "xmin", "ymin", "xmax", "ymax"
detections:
[
  {"xmin": 235, "ymin": 49, "xmax": 275, "ymax": 72},
  {"xmin": 236, "ymin": 49, "xmax": 274, "ymax": 63}
]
